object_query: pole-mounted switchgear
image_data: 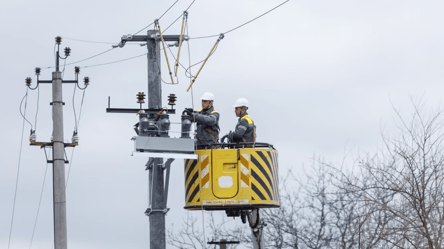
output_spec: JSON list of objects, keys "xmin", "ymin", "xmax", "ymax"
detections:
[{"xmin": 107, "ymin": 27, "xmax": 194, "ymax": 249}]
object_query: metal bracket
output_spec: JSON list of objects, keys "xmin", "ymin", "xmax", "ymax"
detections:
[
  {"xmin": 47, "ymin": 159, "xmax": 69, "ymax": 164},
  {"xmin": 145, "ymin": 157, "xmax": 155, "ymax": 170},
  {"xmin": 144, "ymin": 207, "xmax": 170, "ymax": 216},
  {"xmin": 50, "ymin": 101, "xmax": 65, "ymax": 105}
]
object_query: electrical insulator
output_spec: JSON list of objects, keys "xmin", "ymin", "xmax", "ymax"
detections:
[
  {"xmin": 64, "ymin": 47, "xmax": 71, "ymax": 56},
  {"xmin": 30, "ymin": 131, "xmax": 37, "ymax": 142},
  {"xmin": 139, "ymin": 110, "xmax": 149, "ymax": 136},
  {"xmin": 84, "ymin": 77, "xmax": 90, "ymax": 86},
  {"xmin": 35, "ymin": 67, "xmax": 41, "ymax": 75},
  {"xmin": 158, "ymin": 114, "xmax": 170, "ymax": 137},
  {"xmin": 168, "ymin": 94, "xmax": 177, "ymax": 106},
  {"xmin": 75, "ymin": 66, "xmax": 80, "ymax": 74},
  {"xmin": 137, "ymin": 92, "xmax": 146, "ymax": 104},
  {"xmin": 26, "ymin": 77, "xmax": 32, "ymax": 86},
  {"xmin": 181, "ymin": 114, "xmax": 192, "ymax": 138},
  {"xmin": 55, "ymin": 36, "xmax": 62, "ymax": 44},
  {"xmin": 72, "ymin": 132, "xmax": 79, "ymax": 143}
]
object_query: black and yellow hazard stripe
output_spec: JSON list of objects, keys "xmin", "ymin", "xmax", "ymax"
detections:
[
  {"xmin": 250, "ymin": 150, "xmax": 276, "ymax": 201},
  {"xmin": 184, "ymin": 159, "xmax": 200, "ymax": 203},
  {"xmin": 267, "ymin": 150, "xmax": 279, "ymax": 200}
]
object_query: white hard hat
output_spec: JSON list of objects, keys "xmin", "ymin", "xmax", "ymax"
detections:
[
  {"xmin": 200, "ymin": 92, "xmax": 214, "ymax": 101},
  {"xmin": 233, "ymin": 98, "xmax": 249, "ymax": 108}
]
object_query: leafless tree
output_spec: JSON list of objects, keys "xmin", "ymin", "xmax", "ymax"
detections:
[
  {"xmin": 169, "ymin": 104, "xmax": 444, "ymax": 249},
  {"xmin": 334, "ymin": 104, "xmax": 444, "ymax": 248}
]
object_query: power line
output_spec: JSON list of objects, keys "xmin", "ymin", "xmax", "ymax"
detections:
[
  {"xmin": 41, "ymin": 48, "xmax": 116, "ymax": 69},
  {"xmin": 81, "ymin": 53, "xmax": 147, "ymax": 68},
  {"xmin": 190, "ymin": 0, "xmax": 289, "ymax": 39},
  {"xmin": 77, "ymin": 90, "xmax": 87, "ymax": 129},
  {"xmin": 34, "ymin": 87, "xmax": 40, "ymax": 131},
  {"xmin": 133, "ymin": 0, "xmax": 180, "ymax": 36},
  {"xmin": 72, "ymin": 82, "xmax": 79, "ymax": 133},
  {"xmin": 223, "ymin": 0, "xmax": 289, "ymax": 35},
  {"xmin": 9, "ymin": 89, "xmax": 30, "ymax": 249},
  {"xmin": 163, "ymin": 0, "xmax": 196, "ymax": 33},
  {"xmin": 65, "ymin": 48, "xmax": 116, "ymax": 67},
  {"xmin": 66, "ymin": 148, "xmax": 75, "ymax": 188},
  {"xmin": 19, "ymin": 90, "xmax": 33, "ymax": 130},
  {"xmin": 63, "ymin": 37, "xmax": 116, "ymax": 45},
  {"xmin": 29, "ymin": 159, "xmax": 50, "ymax": 249}
]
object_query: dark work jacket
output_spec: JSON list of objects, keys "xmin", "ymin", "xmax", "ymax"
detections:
[
  {"xmin": 193, "ymin": 106, "xmax": 220, "ymax": 147},
  {"xmin": 233, "ymin": 112, "xmax": 255, "ymax": 142}
]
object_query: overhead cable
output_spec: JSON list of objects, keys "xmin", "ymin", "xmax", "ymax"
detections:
[
  {"xmin": 132, "ymin": 0, "xmax": 180, "ymax": 36},
  {"xmin": 9, "ymin": 89, "xmax": 31, "ymax": 249},
  {"xmin": 190, "ymin": 0, "xmax": 289, "ymax": 39},
  {"xmin": 163, "ymin": 0, "xmax": 196, "ymax": 33},
  {"xmin": 34, "ymin": 87, "xmax": 40, "ymax": 132},
  {"xmin": 63, "ymin": 37, "xmax": 117, "ymax": 45},
  {"xmin": 20, "ymin": 90, "xmax": 33, "ymax": 130},
  {"xmin": 81, "ymin": 53, "xmax": 147, "ymax": 68},
  {"xmin": 29, "ymin": 160, "xmax": 50, "ymax": 249},
  {"xmin": 223, "ymin": 0, "xmax": 289, "ymax": 35},
  {"xmin": 41, "ymin": 48, "xmax": 116, "ymax": 69}
]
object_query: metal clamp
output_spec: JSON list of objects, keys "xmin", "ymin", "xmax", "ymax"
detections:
[
  {"xmin": 144, "ymin": 207, "xmax": 170, "ymax": 216},
  {"xmin": 50, "ymin": 101, "xmax": 65, "ymax": 105}
]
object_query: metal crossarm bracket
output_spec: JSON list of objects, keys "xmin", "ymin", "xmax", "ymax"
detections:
[
  {"xmin": 144, "ymin": 207, "xmax": 170, "ymax": 216},
  {"xmin": 50, "ymin": 101, "xmax": 65, "ymax": 105}
]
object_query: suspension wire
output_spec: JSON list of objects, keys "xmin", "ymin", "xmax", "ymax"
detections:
[
  {"xmin": 72, "ymin": 82, "xmax": 78, "ymax": 133},
  {"xmin": 64, "ymin": 48, "xmax": 115, "ymax": 67},
  {"xmin": 186, "ymin": 18, "xmax": 206, "ymax": 249},
  {"xmin": 29, "ymin": 155, "xmax": 50, "ymax": 249},
  {"xmin": 132, "ymin": 0, "xmax": 179, "ymax": 36},
  {"xmin": 81, "ymin": 53, "xmax": 147, "ymax": 68},
  {"xmin": 19, "ymin": 89, "xmax": 33, "ymax": 130},
  {"xmin": 65, "ymin": 148, "xmax": 75, "ymax": 188},
  {"xmin": 190, "ymin": 0, "xmax": 289, "ymax": 40},
  {"xmin": 34, "ymin": 86, "xmax": 40, "ymax": 131},
  {"xmin": 61, "ymin": 56, "xmax": 67, "ymax": 78},
  {"xmin": 9, "ymin": 88, "xmax": 31, "ymax": 249},
  {"xmin": 41, "ymin": 48, "xmax": 116, "ymax": 69},
  {"xmin": 63, "ymin": 37, "xmax": 116, "ymax": 45},
  {"xmin": 224, "ymin": 0, "xmax": 289, "ymax": 34},
  {"xmin": 77, "ymin": 90, "xmax": 87, "ymax": 130},
  {"xmin": 163, "ymin": 0, "xmax": 196, "ymax": 33},
  {"xmin": 190, "ymin": 34, "xmax": 220, "ymax": 40}
]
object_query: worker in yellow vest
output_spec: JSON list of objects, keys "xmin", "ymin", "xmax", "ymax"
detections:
[
  {"xmin": 228, "ymin": 98, "xmax": 256, "ymax": 143},
  {"xmin": 185, "ymin": 92, "xmax": 220, "ymax": 148}
]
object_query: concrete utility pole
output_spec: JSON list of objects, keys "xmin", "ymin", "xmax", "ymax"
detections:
[
  {"xmin": 147, "ymin": 29, "xmax": 166, "ymax": 249},
  {"xmin": 52, "ymin": 68, "xmax": 67, "ymax": 249},
  {"xmin": 108, "ymin": 28, "xmax": 190, "ymax": 249},
  {"xmin": 29, "ymin": 37, "xmax": 88, "ymax": 249}
]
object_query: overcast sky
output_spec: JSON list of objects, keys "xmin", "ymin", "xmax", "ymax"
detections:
[{"xmin": 2, "ymin": 0, "xmax": 444, "ymax": 248}]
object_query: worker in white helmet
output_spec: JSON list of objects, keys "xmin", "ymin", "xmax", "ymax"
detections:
[
  {"xmin": 227, "ymin": 98, "xmax": 256, "ymax": 144},
  {"xmin": 184, "ymin": 92, "xmax": 220, "ymax": 148}
]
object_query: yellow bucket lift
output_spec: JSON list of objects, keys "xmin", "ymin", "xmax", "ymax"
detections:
[{"xmin": 184, "ymin": 143, "xmax": 279, "ymax": 211}]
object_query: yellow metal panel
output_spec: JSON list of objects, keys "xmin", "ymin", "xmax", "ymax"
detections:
[{"xmin": 212, "ymin": 149, "xmax": 239, "ymax": 199}]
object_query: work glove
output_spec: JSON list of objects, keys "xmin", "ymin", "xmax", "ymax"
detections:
[
  {"xmin": 227, "ymin": 131, "xmax": 234, "ymax": 143},
  {"xmin": 183, "ymin": 108, "xmax": 194, "ymax": 116}
]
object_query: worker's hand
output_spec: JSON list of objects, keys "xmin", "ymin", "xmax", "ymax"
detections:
[
  {"xmin": 227, "ymin": 131, "xmax": 234, "ymax": 143},
  {"xmin": 183, "ymin": 108, "xmax": 194, "ymax": 116}
]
